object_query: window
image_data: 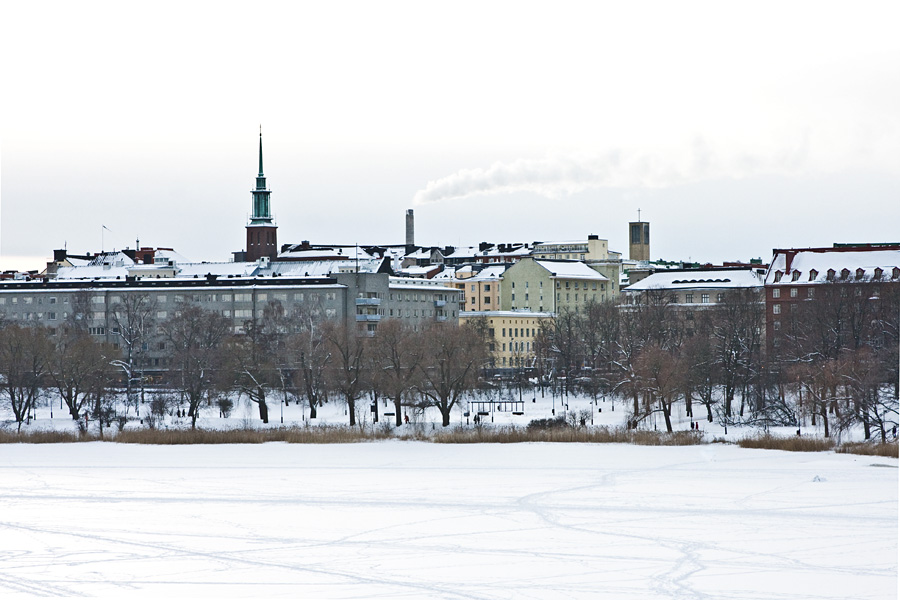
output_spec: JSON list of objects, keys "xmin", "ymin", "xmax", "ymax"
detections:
[
  {"xmin": 685, "ymin": 293, "xmax": 694, "ymax": 303},
  {"xmin": 773, "ymin": 320, "xmax": 781, "ymax": 331},
  {"xmin": 49, "ymin": 297, "xmax": 57, "ymax": 304},
  {"xmin": 157, "ymin": 311, "xmax": 167, "ymax": 319},
  {"xmin": 717, "ymin": 293, "xmax": 724, "ymax": 302},
  {"xmin": 772, "ymin": 288, "xmax": 780, "ymax": 298},
  {"xmin": 773, "ymin": 304, "xmax": 781, "ymax": 315},
  {"xmin": 484, "ymin": 284, "xmax": 491, "ymax": 292},
  {"xmin": 48, "ymin": 312, "xmax": 57, "ymax": 320},
  {"xmin": 808, "ymin": 288, "xmax": 814, "ymax": 298},
  {"xmin": 790, "ymin": 288, "xmax": 798, "ymax": 298},
  {"xmin": 701, "ymin": 294, "xmax": 709, "ymax": 303}
]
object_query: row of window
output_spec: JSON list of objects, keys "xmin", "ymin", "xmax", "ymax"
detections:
[{"xmin": 772, "ymin": 288, "xmax": 814, "ymax": 299}]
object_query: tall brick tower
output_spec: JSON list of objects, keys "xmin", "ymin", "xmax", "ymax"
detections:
[{"xmin": 245, "ymin": 129, "xmax": 277, "ymax": 262}]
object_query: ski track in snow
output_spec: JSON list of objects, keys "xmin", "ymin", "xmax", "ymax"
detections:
[{"xmin": 0, "ymin": 443, "xmax": 895, "ymax": 599}]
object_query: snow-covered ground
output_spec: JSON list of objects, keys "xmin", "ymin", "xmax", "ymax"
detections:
[
  {"xmin": 0, "ymin": 442, "xmax": 895, "ymax": 599},
  {"xmin": 7, "ymin": 386, "xmax": 886, "ymax": 443}
]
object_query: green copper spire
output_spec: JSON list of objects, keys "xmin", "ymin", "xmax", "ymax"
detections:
[
  {"xmin": 258, "ymin": 126, "xmax": 264, "ymax": 177},
  {"xmin": 250, "ymin": 128, "xmax": 272, "ymax": 223}
]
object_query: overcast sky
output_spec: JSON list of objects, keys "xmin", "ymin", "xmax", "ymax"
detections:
[{"xmin": 2, "ymin": 1, "xmax": 898, "ymax": 271}]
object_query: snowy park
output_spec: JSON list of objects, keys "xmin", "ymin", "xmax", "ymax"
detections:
[{"xmin": 0, "ymin": 441, "xmax": 896, "ymax": 599}]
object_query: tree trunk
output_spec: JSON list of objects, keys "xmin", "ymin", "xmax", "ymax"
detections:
[
  {"xmin": 348, "ymin": 397, "xmax": 356, "ymax": 426},
  {"xmin": 661, "ymin": 399, "xmax": 673, "ymax": 433},
  {"xmin": 309, "ymin": 398, "xmax": 318, "ymax": 419},
  {"xmin": 440, "ymin": 405, "xmax": 451, "ymax": 427},
  {"xmin": 257, "ymin": 391, "xmax": 269, "ymax": 424},
  {"xmin": 394, "ymin": 396, "xmax": 403, "ymax": 427}
]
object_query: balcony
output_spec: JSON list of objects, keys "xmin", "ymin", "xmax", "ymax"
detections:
[
  {"xmin": 433, "ymin": 300, "xmax": 446, "ymax": 307},
  {"xmin": 436, "ymin": 315, "xmax": 448, "ymax": 322},
  {"xmin": 355, "ymin": 297, "xmax": 381, "ymax": 306},
  {"xmin": 356, "ymin": 314, "xmax": 382, "ymax": 322}
]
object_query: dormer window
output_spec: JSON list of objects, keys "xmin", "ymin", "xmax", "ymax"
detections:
[
  {"xmin": 893, "ymin": 267, "xmax": 900, "ymax": 279},
  {"xmin": 840, "ymin": 268, "xmax": 850, "ymax": 280},
  {"xmin": 826, "ymin": 269, "xmax": 835, "ymax": 281},
  {"xmin": 855, "ymin": 268, "xmax": 865, "ymax": 280},
  {"xmin": 791, "ymin": 270, "xmax": 800, "ymax": 282},
  {"xmin": 808, "ymin": 269, "xmax": 818, "ymax": 281},
  {"xmin": 873, "ymin": 268, "xmax": 883, "ymax": 280},
  {"xmin": 774, "ymin": 270, "xmax": 783, "ymax": 282}
]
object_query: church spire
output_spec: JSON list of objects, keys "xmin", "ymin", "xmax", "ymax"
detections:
[
  {"xmin": 246, "ymin": 127, "xmax": 277, "ymax": 262},
  {"xmin": 258, "ymin": 125, "xmax": 264, "ymax": 177},
  {"xmin": 250, "ymin": 128, "xmax": 271, "ymax": 222}
]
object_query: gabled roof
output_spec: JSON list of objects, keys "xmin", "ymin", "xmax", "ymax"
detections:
[
  {"xmin": 625, "ymin": 268, "xmax": 763, "ymax": 291},
  {"xmin": 533, "ymin": 260, "xmax": 609, "ymax": 281},
  {"xmin": 766, "ymin": 248, "xmax": 900, "ymax": 285}
]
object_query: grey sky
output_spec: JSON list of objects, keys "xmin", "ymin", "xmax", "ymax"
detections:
[{"xmin": 2, "ymin": 1, "xmax": 898, "ymax": 270}]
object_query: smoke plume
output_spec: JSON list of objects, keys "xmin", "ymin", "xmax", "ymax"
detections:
[{"xmin": 412, "ymin": 140, "xmax": 807, "ymax": 205}]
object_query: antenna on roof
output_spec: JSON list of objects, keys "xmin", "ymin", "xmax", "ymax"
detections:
[{"xmin": 637, "ymin": 208, "xmax": 641, "ymax": 221}]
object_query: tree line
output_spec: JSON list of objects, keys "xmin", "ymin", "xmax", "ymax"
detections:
[
  {"xmin": 0, "ymin": 295, "xmax": 488, "ymax": 432},
  {"xmin": 1, "ymin": 280, "xmax": 896, "ymax": 440},
  {"xmin": 532, "ymin": 281, "xmax": 898, "ymax": 440}
]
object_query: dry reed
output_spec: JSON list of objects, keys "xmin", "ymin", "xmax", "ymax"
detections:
[
  {"xmin": 835, "ymin": 441, "xmax": 899, "ymax": 458},
  {"xmin": 737, "ymin": 435, "xmax": 836, "ymax": 452}
]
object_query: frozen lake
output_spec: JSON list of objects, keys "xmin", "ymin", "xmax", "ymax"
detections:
[{"xmin": 0, "ymin": 442, "xmax": 896, "ymax": 599}]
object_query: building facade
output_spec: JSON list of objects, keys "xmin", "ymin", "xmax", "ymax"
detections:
[
  {"xmin": 500, "ymin": 258, "xmax": 611, "ymax": 313},
  {"xmin": 459, "ymin": 310, "xmax": 554, "ymax": 369}
]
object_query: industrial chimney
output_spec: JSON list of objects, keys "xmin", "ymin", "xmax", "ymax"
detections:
[{"xmin": 405, "ymin": 209, "xmax": 415, "ymax": 253}]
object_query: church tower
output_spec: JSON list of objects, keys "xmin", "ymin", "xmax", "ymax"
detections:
[{"xmin": 245, "ymin": 130, "xmax": 278, "ymax": 262}]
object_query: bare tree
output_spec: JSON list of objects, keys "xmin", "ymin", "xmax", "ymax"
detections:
[
  {"xmin": 288, "ymin": 306, "xmax": 330, "ymax": 420},
  {"xmin": 416, "ymin": 321, "xmax": 487, "ymax": 427},
  {"xmin": 49, "ymin": 330, "xmax": 114, "ymax": 420},
  {"xmin": 633, "ymin": 344, "xmax": 682, "ymax": 432},
  {"xmin": 369, "ymin": 319, "xmax": 422, "ymax": 426},
  {"xmin": 109, "ymin": 293, "xmax": 156, "ymax": 412},
  {"xmin": 162, "ymin": 303, "xmax": 232, "ymax": 428},
  {"xmin": 322, "ymin": 321, "xmax": 369, "ymax": 426},
  {"xmin": 0, "ymin": 324, "xmax": 53, "ymax": 432},
  {"xmin": 221, "ymin": 301, "xmax": 290, "ymax": 424}
]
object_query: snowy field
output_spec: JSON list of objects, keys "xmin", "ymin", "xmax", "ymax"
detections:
[
  {"xmin": 0, "ymin": 442, "xmax": 895, "ymax": 599},
  {"xmin": 7, "ymin": 386, "xmax": 885, "ymax": 443}
]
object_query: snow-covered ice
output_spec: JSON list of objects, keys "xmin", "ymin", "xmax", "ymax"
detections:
[{"xmin": 0, "ymin": 442, "xmax": 895, "ymax": 598}]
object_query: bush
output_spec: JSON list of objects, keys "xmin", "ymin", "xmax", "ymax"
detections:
[
  {"xmin": 0, "ymin": 430, "xmax": 93, "ymax": 443},
  {"xmin": 526, "ymin": 417, "xmax": 569, "ymax": 431},
  {"xmin": 836, "ymin": 442, "xmax": 899, "ymax": 458},
  {"xmin": 737, "ymin": 434, "xmax": 836, "ymax": 452}
]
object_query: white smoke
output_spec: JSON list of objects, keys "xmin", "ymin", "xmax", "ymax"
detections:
[{"xmin": 412, "ymin": 139, "xmax": 808, "ymax": 205}]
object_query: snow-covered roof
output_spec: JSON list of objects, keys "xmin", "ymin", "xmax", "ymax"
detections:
[
  {"xmin": 766, "ymin": 248, "xmax": 900, "ymax": 285},
  {"xmin": 625, "ymin": 269, "xmax": 764, "ymax": 291},
  {"xmin": 460, "ymin": 310, "xmax": 555, "ymax": 318},
  {"xmin": 278, "ymin": 246, "xmax": 377, "ymax": 261},
  {"xmin": 533, "ymin": 260, "xmax": 609, "ymax": 281},
  {"xmin": 469, "ymin": 265, "xmax": 507, "ymax": 281},
  {"xmin": 397, "ymin": 265, "xmax": 442, "ymax": 278}
]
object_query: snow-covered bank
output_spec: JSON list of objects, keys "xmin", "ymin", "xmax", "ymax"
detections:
[{"xmin": 0, "ymin": 443, "xmax": 895, "ymax": 598}]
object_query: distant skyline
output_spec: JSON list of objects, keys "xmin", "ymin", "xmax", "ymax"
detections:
[{"xmin": 2, "ymin": 1, "xmax": 898, "ymax": 271}]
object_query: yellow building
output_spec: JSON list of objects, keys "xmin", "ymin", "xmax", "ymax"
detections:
[{"xmin": 460, "ymin": 310, "xmax": 554, "ymax": 369}]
